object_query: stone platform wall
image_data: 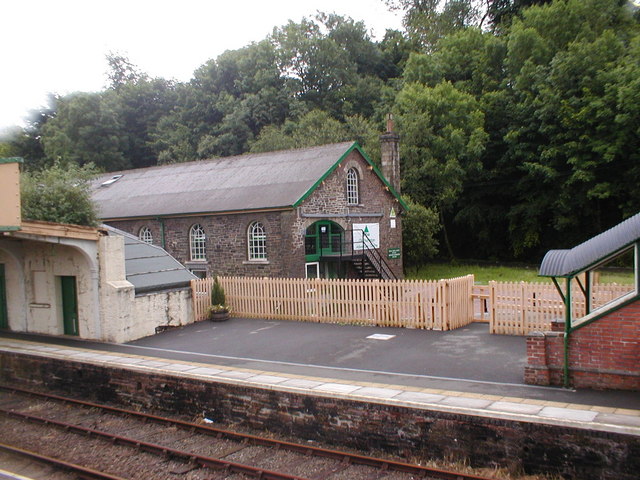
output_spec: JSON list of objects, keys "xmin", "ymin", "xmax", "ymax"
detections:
[{"xmin": 1, "ymin": 351, "xmax": 638, "ymax": 480}]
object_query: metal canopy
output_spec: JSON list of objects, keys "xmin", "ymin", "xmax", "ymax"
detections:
[
  {"xmin": 539, "ymin": 212, "xmax": 640, "ymax": 278},
  {"xmin": 105, "ymin": 226, "xmax": 196, "ymax": 294}
]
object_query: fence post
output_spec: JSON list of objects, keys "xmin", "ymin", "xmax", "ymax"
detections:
[
  {"xmin": 489, "ymin": 281, "xmax": 496, "ymax": 333},
  {"xmin": 520, "ymin": 281, "xmax": 526, "ymax": 335}
]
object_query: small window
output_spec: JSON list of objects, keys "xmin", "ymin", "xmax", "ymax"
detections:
[
  {"xmin": 248, "ymin": 222, "xmax": 267, "ymax": 261},
  {"xmin": 139, "ymin": 226, "xmax": 153, "ymax": 244},
  {"xmin": 100, "ymin": 174, "xmax": 123, "ymax": 187},
  {"xmin": 190, "ymin": 224, "xmax": 206, "ymax": 261},
  {"xmin": 347, "ymin": 168, "xmax": 359, "ymax": 205}
]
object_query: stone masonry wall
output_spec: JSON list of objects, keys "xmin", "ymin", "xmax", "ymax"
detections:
[
  {"xmin": 291, "ymin": 149, "xmax": 404, "ymax": 279},
  {"xmin": 1, "ymin": 352, "xmax": 638, "ymax": 480},
  {"xmin": 106, "ymin": 149, "xmax": 405, "ymax": 279},
  {"xmin": 525, "ymin": 300, "xmax": 640, "ymax": 390}
]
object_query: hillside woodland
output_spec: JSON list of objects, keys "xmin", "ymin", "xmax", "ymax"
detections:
[{"xmin": 3, "ymin": 0, "xmax": 639, "ymax": 266}]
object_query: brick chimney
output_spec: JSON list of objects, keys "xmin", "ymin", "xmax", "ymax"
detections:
[
  {"xmin": 380, "ymin": 114, "xmax": 400, "ymax": 194},
  {"xmin": 0, "ymin": 157, "xmax": 22, "ymax": 230}
]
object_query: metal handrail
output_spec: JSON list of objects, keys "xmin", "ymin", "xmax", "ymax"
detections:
[{"xmin": 317, "ymin": 229, "xmax": 396, "ymax": 280}]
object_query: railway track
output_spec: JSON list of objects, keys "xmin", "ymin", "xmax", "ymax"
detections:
[{"xmin": 0, "ymin": 385, "xmax": 496, "ymax": 480}]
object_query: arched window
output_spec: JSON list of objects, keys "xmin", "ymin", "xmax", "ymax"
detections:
[
  {"xmin": 189, "ymin": 224, "xmax": 206, "ymax": 261},
  {"xmin": 248, "ymin": 222, "xmax": 266, "ymax": 261},
  {"xmin": 346, "ymin": 168, "xmax": 359, "ymax": 205},
  {"xmin": 138, "ymin": 226, "xmax": 153, "ymax": 244}
]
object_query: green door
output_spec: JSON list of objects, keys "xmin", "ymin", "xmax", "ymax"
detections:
[
  {"xmin": 0, "ymin": 264, "xmax": 7, "ymax": 329},
  {"xmin": 304, "ymin": 221, "xmax": 343, "ymax": 262},
  {"xmin": 61, "ymin": 276, "xmax": 79, "ymax": 336}
]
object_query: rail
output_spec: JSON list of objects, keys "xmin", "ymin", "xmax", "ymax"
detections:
[{"xmin": 1, "ymin": 385, "xmax": 497, "ymax": 480}]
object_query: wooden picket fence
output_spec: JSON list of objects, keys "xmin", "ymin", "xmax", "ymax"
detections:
[
  {"xmin": 488, "ymin": 281, "xmax": 634, "ymax": 335},
  {"xmin": 191, "ymin": 275, "xmax": 632, "ymax": 335},
  {"xmin": 191, "ymin": 275, "xmax": 475, "ymax": 331}
]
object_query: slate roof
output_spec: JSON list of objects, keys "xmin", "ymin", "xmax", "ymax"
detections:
[
  {"xmin": 92, "ymin": 142, "xmax": 365, "ymax": 219},
  {"xmin": 539, "ymin": 212, "xmax": 640, "ymax": 277},
  {"xmin": 104, "ymin": 226, "xmax": 196, "ymax": 293}
]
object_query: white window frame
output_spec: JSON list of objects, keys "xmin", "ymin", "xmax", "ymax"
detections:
[
  {"xmin": 248, "ymin": 221, "xmax": 267, "ymax": 261},
  {"xmin": 189, "ymin": 224, "xmax": 206, "ymax": 261},
  {"xmin": 139, "ymin": 226, "xmax": 153, "ymax": 245},
  {"xmin": 347, "ymin": 168, "xmax": 359, "ymax": 205}
]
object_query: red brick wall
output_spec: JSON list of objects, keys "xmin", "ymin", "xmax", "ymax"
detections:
[{"xmin": 525, "ymin": 300, "xmax": 640, "ymax": 390}]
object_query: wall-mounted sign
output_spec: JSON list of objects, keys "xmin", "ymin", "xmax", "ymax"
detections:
[
  {"xmin": 388, "ymin": 247, "xmax": 401, "ymax": 259},
  {"xmin": 353, "ymin": 223, "xmax": 380, "ymax": 250}
]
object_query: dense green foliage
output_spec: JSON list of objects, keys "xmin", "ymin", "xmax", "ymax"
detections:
[
  {"xmin": 4, "ymin": 1, "xmax": 639, "ymax": 267},
  {"xmin": 21, "ymin": 162, "xmax": 99, "ymax": 226}
]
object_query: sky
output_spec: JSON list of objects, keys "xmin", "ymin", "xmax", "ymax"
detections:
[{"xmin": 0, "ymin": 0, "xmax": 403, "ymax": 131}]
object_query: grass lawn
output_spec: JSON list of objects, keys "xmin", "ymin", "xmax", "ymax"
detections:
[
  {"xmin": 406, "ymin": 262, "xmax": 635, "ymax": 285},
  {"xmin": 405, "ymin": 262, "xmax": 550, "ymax": 284}
]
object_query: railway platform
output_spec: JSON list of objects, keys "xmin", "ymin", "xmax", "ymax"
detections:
[{"xmin": 0, "ymin": 320, "xmax": 638, "ymax": 436}]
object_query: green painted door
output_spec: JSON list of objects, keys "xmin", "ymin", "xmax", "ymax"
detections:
[
  {"xmin": 60, "ymin": 276, "xmax": 79, "ymax": 336},
  {"xmin": 0, "ymin": 264, "xmax": 7, "ymax": 329},
  {"xmin": 304, "ymin": 221, "xmax": 343, "ymax": 262}
]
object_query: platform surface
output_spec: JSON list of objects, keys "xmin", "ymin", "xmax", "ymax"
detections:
[{"xmin": 1, "ymin": 320, "xmax": 638, "ymax": 436}]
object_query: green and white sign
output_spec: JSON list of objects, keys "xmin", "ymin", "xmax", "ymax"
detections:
[
  {"xmin": 388, "ymin": 248, "xmax": 401, "ymax": 259},
  {"xmin": 353, "ymin": 223, "xmax": 380, "ymax": 250}
]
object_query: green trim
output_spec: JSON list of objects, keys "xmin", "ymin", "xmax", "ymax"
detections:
[
  {"xmin": 563, "ymin": 277, "xmax": 571, "ymax": 388},
  {"xmin": 292, "ymin": 142, "xmax": 409, "ymax": 211},
  {"xmin": 157, "ymin": 217, "xmax": 166, "ymax": 249},
  {"xmin": 0, "ymin": 157, "xmax": 23, "ymax": 165},
  {"xmin": 0, "ymin": 226, "xmax": 21, "ymax": 232},
  {"xmin": 569, "ymin": 292, "xmax": 640, "ymax": 333},
  {"xmin": 102, "ymin": 206, "xmax": 294, "ymax": 222},
  {"xmin": 551, "ymin": 277, "xmax": 565, "ymax": 302}
]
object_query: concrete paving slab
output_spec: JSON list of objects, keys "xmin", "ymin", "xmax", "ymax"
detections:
[
  {"xmin": 353, "ymin": 386, "xmax": 403, "ymax": 399},
  {"xmin": 539, "ymin": 406, "xmax": 599, "ymax": 422},
  {"xmin": 395, "ymin": 391, "xmax": 446, "ymax": 404},
  {"xmin": 280, "ymin": 378, "xmax": 325, "ymax": 389},
  {"xmin": 313, "ymin": 383, "xmax": 361, "ymax": 394},
  {"xmin": 440, "ymin": 396, "xmax": 494, "ymax": 409},
  {"xmin": 487, "ymin": 401, "xmax": 544, "ymax": 415},
  {"xmin": 189, "ymin": 366, "xmax": 224, "ymax": 376},
  {"xmin": 161, "ymin": 363, "xmax": 199, "ymax": 372},
  {"xmin": 214, "ymin": 370, "xmax": 257, "ymax": 380},
  {"xmin": 594, "ymin": 413, "xmax": 640, "ymax": 428},
  {"xmin": 249, "ymin": 374, "xmax": 289, "ymax": 385}
]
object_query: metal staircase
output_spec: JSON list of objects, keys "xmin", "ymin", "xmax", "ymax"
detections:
[{"xmin": 318, "ymin": 229, "xmax": 397, "ymax": 280}]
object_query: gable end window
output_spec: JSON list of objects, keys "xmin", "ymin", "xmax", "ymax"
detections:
[
  {"xmin": 347, "ymin": 168, "xmax": 359, "ymax": 205},
  {"xmin": 248, "ymin": 222, "xmax": 267, "ymax": 261},
  {"xmin": 189, "ymin": 224, "xmax": 206, "ymax": 261},
  {"xmin": 139, "ymin": 226, "xmax": 153, "ymax": 244}
]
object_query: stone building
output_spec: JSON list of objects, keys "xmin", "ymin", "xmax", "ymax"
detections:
[
  {"xmin": 0, "ymin": 158, "xmax": 196, "ymax": 342},
  {"xmin": 91, "ymin": 131, "xmax": 406, "ymax": 280}
]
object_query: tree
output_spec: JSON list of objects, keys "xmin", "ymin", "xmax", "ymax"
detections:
[
  {"xmin": 250, "ymin": 110, "xmax": 380, "ymax": 159},
  {"xmin": 501, "ymin": 0, "xmax": 640, "ymax": 256},
  {"xmin": 394, "ymin": 80, "xmax": 488, "ymax": 258},
  {"xmin": 385, "ymin": 0, "xmax": 492, "ymax": 50},
  {"xmin": 21, "ymin": 162, "xmax": 99, "ymax": 226},
  {"xmin": 401, "ymin": 197, "xmax": 441, "ymax": 268},
  {"xmin": 41, "ymin": 92, "xmax": 128, "ymax": 171}
]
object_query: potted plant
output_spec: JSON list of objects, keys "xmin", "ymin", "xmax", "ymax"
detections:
[{"xmin": 208, "ymin": 277, "xmax": 230, "ymax": 322}]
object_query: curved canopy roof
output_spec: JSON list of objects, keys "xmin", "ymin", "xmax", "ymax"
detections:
[
  {"xmin": 539, "ymin": 212, "xmax": 640, "ymax": 277},
  {"xmin": 105, "ymin": 226, "xmax": 196, "ymax": 293}
]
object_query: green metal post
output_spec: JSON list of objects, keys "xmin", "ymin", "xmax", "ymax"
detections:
[
  {"xmin": 158, "ymin": 217, "xmax": 166, "ymax": 249},
  {"xmin": 563, "ymin": 277, "xmax": 572, "ymax": 388}
]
